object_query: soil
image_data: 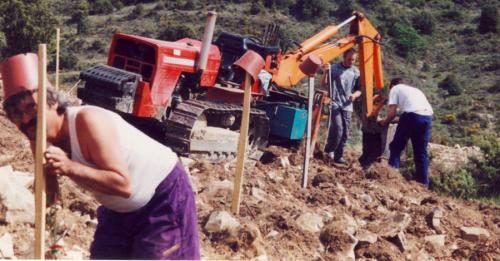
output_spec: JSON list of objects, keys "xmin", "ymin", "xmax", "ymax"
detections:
[{"xmin": 0, "ymin": 108, "xmax": 499, "ymax": 260}]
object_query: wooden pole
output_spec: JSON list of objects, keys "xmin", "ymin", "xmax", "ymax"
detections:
[
  {"xmin": 231, "ymin": 73, "xmax": 252, "ymax": 215},
  {"xmin": 35, "ymin": 44, "xmax": 48, "ymax": 259},
  {"xmin": 55, "ymin": 28, "xmax": 60, "ymax": 90},
  {"xmin": 302, "ymin": 77, "xmax": 314, "ymax": 188}
]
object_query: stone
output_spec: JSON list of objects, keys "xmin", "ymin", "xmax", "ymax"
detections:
[
  {"xmin": 430, "ymin": 207, "xmax": 444, "ymax": 233},
  {"xmin": 0, "ymin": 165, "xmax": 35, "ymax": 224},
  {"xmin": 360, "ymin": 194, "xmax": 373, "ymax": 204},
  {"xmin": 374, "ymin": 213, "xmax": 412, "ymax": 237},
  {"xmin": 336, "ymin": 182, "xmax": 347, "ymax": 194},
  {"xmin": 251, "ymin": 187, "xmax": 266, "ymax": 201},
  {"xmin": 179, "ymin": 157, "xmax": 195, "ymax": 169},
  {"xmin": 86, "ymin": 218, "xmax": 98, "ymax": 229},
  {"xmin": 356, "ymin": 230, "xmax": 378, "ymax": 245},
  {"xmin": 389, "ymin": 231, "xmax": 408, "ymax": 252},
  {"xmin": 0, "ymin": 233, "xmax": 14, "ymax": 258},
  {"xmin": 460, "ymin": 227, "xmax": 490, "ymax": 242},
  {"xmin": 205, "ymin": 180, "xmax": 233, "ymax": 197},
  {"xmin": 267, "ymin": 171, "xmax": 282, "ymax": 181},
  {"xmin": 339, "ymin": 196, "xmax": 351, "ymax": 207},
  {"xmin": 205, "ymin": 211, "xmax": 240, "ymax": 233},
  {"xmin": 296, "ymin": 212, "xmax": 324, "ymax": 233},
  {"xmin": 279, "ymin": 156, "xmax": 290, "ymax": 168},
  {"xmin": 188, "ymin": 174, "xmax": 200, "ymax": 194},
  {"xmin": 62, "ymin": 245, "xmax": 87, "ymax": 260},
  {"xmin": 320, "ymin": 226, "xmax": 358, "ymax": 261},
  {"xmin": 13, "ymin": 170, "xmax": 34, "ymax": 188},
  {"xmin": 266, "ymin": 230, "xmax": 279, "ymax": 239},
  {"xmin": 424, "ymin": 235, "xmax": 446, "ymax": 248},
  {"xmin": 251, "ymin": 255, "xmax": 268, "ymax": 261},
  {"xmin": 343, "ymin": 214, "xmax": 358, "ymax": 236}
]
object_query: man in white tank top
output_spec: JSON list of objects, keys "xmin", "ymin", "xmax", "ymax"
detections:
[
  {"xmin": 379, "ymin": 77, "xmax": 433, "ymax": 187},
  {"xmin": 1, "ymin": 53, "xmax": 200, "ymax": 259}
]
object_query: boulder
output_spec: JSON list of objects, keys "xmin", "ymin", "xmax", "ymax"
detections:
[
  {"xmin": 205, "ymin": 180, "xmax": 233, "ymax": 197},
  {"xmin": 460, "ymin": 227, "xmax": 490, "ymax": 242},
  {"xmin": 356, "ymin": 229, "xmax": 378, "ymax": 245},
  {"xmin": 205, "ymin": 211, "xmax": 240, "ymax": 233},
  {"xmin": 251, "ymin": 187, "xmax": 266, "ymax": 201},
  {"xmin": 296, "ymin": 212, "xmax": 324, "ymax": 233},
  {"xmin": 424, "ymin": 234, "xmax": 446, "ymax": 248},
  {"xmin": 0, "ymin": 233, "xmax": 14, "ymax": 258},
  {"xmin": 0, "ymin": 165, "xmax": 35, "ymax": 224},
  {"xmin": 371, "ymin": 213, "xmax": 412, "ymax": 237},
  {"xmin": 279, "ymin": 156, "xmax": 290, "ymax": 168}
]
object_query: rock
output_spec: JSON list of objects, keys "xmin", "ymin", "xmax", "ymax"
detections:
[
  {"xmin": 279, "ymin": 156, "xmax": 290, "ymax": 168},
  {"xmin": 251, "ymin": 255, "xmax": 268, "ymax": 261},
  {"xmin": 251, "ymin": 187, "xmax": 266, "ymax": 201},
  {"xmin": 266, "ymin": 230, "xmax": 279, "ymax": 239},
  {"xmin": 388, "ymin": 231, "xmax": 408, "ymax": 252},
  {"xmin": 0, "ymin": 233, "xmax": 14, "ymax": 258},
  {"xmin": 320, "ymin": 225, "xmax": 358, "ymax": 260},
  {"xmin": 339, "ymin": 196, "xmax": 351, "ymax": 207},
  {"xmin": 188, "ymin": 174, "xmax": 200, "ymax": 194},
  {"xmin": 429, "ymin": 207, "xmax": 444, "ymax": 233},
  {"xmin": 62, "ymin": 245, "xmax": 86, "ymax": 260},
  {"xmin": 424, "ymin": 235, "xmax": 446, "ymax": 248},
  {"xmin": 205, "ymin": 211, "xmax": 240, "ymax": 233},
  {"xmin": 13, "ymin": 170, "xmax": 34, "ymax": 188},
  {"xmin": 205, "ymin": 180, "xmax": 233, "ymax": 197},
  {"xmin": 343, "ymin": 214, "xmax": 358, "ymax": 236},
  {"xmin": 336, "ymin": 182, "xmax": 347, "ymax": 194},
  {"xmin": 356, "ymin": 230, "xmax": 378, "ymax": 245},
  {"xmin": 0, "ymin": 165, "xmax": 35, "ymax": 224},
  {"xmin": 373, "ymin": 213, "xmax": 412, "ymax": 237},
  {"xmin": 267, "ymin": 171, "xmax": 282, "ymax": 181},
  {"xmin": 460, "ymin": 227, "xmax": 490, "ymax": 242},
  {"xmin": 360, "ymin": 194, "xmax": 373, "ymax": 204},
  {"xmin": 179, "ymin": 157, "xmax": 195, "ymax": 169},
  {"xmin": 296, "ymin": 212, "xmax": 324, "ymax": 233}
]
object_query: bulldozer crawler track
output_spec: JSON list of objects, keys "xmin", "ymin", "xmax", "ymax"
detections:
[{"xmin": 164, "ymin": 99, "xmax": 269, "ymax": 157}]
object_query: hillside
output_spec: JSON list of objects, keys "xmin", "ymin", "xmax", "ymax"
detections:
[{"xmin": 0, "ymin": 110, "xmax": 499, "ymax": 259}]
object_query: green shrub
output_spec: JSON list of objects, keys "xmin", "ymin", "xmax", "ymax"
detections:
[
  {"xmin": 77, "ymin": 16, "xmax": 92, "ymax": 35},
  {"xmin": 438, "ymin": 74, "xmax": 463, "ymax": 96},
  {"xmin": 469, "ymin": 134, "xmax": 500, "ymax": 197},
  {"xmin": 128, "ymin": 3, "xmax": 144, "ymax": 19},
  {"xmin": 90, "ymin": 0, "xmax": 114, "ymax": 15},
  {"xmin": 250, "ymin": 2, "xmax": 265, "ymax": 15},
  {"xmin": 487, "ymin": 81, "xmax": 500, "ymax": 93},
  {"xmin": 412, "ymin": 11, "xmax": 435, "ymax": 35},
  {"xmin": 91, "ymin": 39, "xmax": 106, "ymax": 52},
  {"xmin": 407, "ymin": 0, "xmax": 425, "ymax": 8},
  {"xmin": 431, "ymin": 169, "xmax": 477, "ymax": 199},
  {"xmin": 292, "ymin": 0, "xmax": 329, "ymax": 20},
  {"xmin": 264, "ymin": 0, "xmax": 294, "ymax": 10},
  {"xmin": 158, "ymin": 22, "xmax": 197, "ymax": 41},
  {"xmin": 478, "ymin": 5, "xmax": 498, "ymax": 34},
  {"xmin": 440, "ymin": 9, "xmax": 463, "ymax": 22},
  {"xmin": 389, "ymin": 22, "xmax": 427, "ymax": 59},
  {"xmin": 59, "ymin": 51, "xmax": 79, "ymax": 70},
  {"xmin": 441, "ymin": 113, "xmax": 456, "ymax": 124}
]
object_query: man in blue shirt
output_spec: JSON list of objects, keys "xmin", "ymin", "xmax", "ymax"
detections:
[{"xmin": 320, "ymin": 48, "xmax": 361, "ymax": 164}]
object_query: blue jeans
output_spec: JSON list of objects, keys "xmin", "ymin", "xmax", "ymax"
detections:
[
  {"xmin": 324, "ymin": 109, "xmax": 351, "ymax": 160},
  {"xmin": 389, "ymin": 113, "xmax": 432, "ymax": 187}
]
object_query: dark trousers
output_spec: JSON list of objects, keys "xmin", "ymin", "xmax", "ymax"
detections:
[
  {"xmin": 324, "ymin": 109, "xmax": 352, "ymax": 159},
  {"xmin": 389, "ymin": 113, "xmax": 432, "ymax": 187},
  {"xmin": 90, "ymin": 162, "xmax": 200, "ymax": 260}
]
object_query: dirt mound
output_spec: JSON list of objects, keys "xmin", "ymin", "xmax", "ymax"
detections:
[{"xmin": 0, "ymin": 107, "xmax": 498, "ymax": 260}]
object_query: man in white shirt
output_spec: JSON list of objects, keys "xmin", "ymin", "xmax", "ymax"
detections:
[{"xmin": 379, "ymin": 78, "xmax": 433, "ymax": 187}]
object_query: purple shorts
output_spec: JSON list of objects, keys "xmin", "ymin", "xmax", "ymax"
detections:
[{"xmin": 90, "ymin": 161, "xmax": 200, "ymax": 260}]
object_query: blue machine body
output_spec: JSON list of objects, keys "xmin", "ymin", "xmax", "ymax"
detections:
[{"xmin": 259, "ymin": 103, "xmax": 308, "ymax": 140}]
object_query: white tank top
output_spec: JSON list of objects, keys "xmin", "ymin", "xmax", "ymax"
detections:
[{"xmin": 66, "ymin": 106, "xmax": 178, "ymax": 212}]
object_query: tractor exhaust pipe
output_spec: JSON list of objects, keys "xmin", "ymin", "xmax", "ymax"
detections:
[{"xmin": 197, "ymin": 11, "xmax": 217, "ymax": 72}]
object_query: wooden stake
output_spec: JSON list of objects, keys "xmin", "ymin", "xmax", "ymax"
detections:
[
  {"xmin": 55, "ymin": 28, "xmax": 60, "ymax": 90},
  {"xmin": 302, "ymin": 77, "xmax": 314, "ymax": 188},
  {"xmin": 231, "ymin": 73, "xmax": 252, "ymax": 215},
  {"xmin": 35, "ymin": 44, "xmax": 48, "ymax": 260}
]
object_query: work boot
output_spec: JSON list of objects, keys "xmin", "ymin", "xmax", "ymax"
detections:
[
  {"xmin": 334, "ymin": 158, "xmax": 348, "ymax": 165},
  {"xmin": 327, "ymin": 152, "xmax": 335, "ymax": 160}
]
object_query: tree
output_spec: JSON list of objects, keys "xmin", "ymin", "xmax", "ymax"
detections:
[
  {"xmin": 478, "ymin": 6, "xmax": 498, "ymax": 34},
  {"xmin": 439, "ymin": 74, "xmax": 463, "ymax": 96},
  {"xmin": 412, "ymin": 11, "xmax": 435, "ymax": 35},
  {"xmin": 389, "ymin": 22, "xmax": 427, "ymax": 59},
  {"xmin": 0, "ymin": 0, "xmax": 58, "ymax": 57},
  {"xmin": 292, "ymin": 0, "xmax": 329, "ymax": 21}
]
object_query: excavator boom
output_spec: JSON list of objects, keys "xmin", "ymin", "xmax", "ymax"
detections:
[{"xmin": 272, "ymin": 12, "xmax": 384, "ymax": 118}]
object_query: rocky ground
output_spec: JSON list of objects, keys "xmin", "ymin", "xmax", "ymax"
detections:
[{"xmin": 0, "ymin": 109, "xmax": 499, "ymax": 260}]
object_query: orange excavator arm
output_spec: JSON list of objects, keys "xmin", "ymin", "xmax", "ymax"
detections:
[{"xmin": 272, "ymin": 12, "xmax": 384, "ymax": 118}]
